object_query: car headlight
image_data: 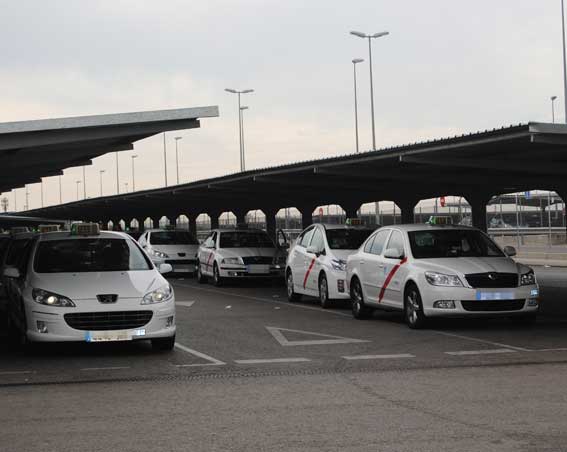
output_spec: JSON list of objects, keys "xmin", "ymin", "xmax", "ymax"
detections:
[
  {"xmin": 222, "ymin": 257, "xmax": 243, "ymax": 265},
  {"xmin": 142, "ymin": 284, "xmax": 173, "ymax": 304},
  {"xmin": 32, "ymin": 289, "xmax": 75, "ymax": 307},
  {"xmin": 151, "ymin": 249, "xmax": 169, "ymax": 259},
  {"xmin": 331, "ymin": 259, "xmax": 347, "ymax": 272},
  {"xmin": 425, "ymin": 271, "xmax": 463, "ymax": 287},
  {"xmin": 520, "ymin": 270, "xmax": 536, "ymax": 286}
]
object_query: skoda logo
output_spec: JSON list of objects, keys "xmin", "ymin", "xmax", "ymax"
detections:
[{"xmin": 488, "ymin": 273, "xmax": 498, "ymax": 281}]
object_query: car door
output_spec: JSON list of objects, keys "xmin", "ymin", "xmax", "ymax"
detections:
[
  {"xmin": 290, "ymin": 227, "xmax": 315, "ymax": 294},
  {"xmin": 380, "ymin": 229, "xmax": 409, "ymax": 308},
  {"xmin": 199, "ymin": 232, "xmax": 217, "ymax": 276},
  {"xmin": 304, "ymin": 227, "xmax": 325, "ymax": 294},
  {"xmin": 360, "ymin": 229, "xmax": 391, "ymax": 304}
]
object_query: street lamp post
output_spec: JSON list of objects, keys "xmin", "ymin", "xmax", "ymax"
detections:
[
  {"xmin": 174, "ymin": 137, "xmax": 182, "ymax": 184},
  {"xmin": 76, "ymin": 181, "xmax": 81, "ymax": 201},
  {"xmin": 82, "ymin": 165, "xmax": 87, "ymax": 199},
  {"xmin": 99, "ymin": 170, "xmax": 105, "ymax": 197},
  {"xmin": 40, "ymin": 180, "xmax": 44, "ymax": 208},
  {"xmin": 131, "ymin": 155, "xmax": 138, "ymax": 191},
  {"xmin": 225, "ymin": 88, "xmax": 254, "ymax": 172},
  {"xmin": 163, "ymin": 132, "xmax": 168, "ymax": 187},
  {"xmin": 124, "ymin": 182, "xmax": 129, "ymax": 193},
  {"xmin": 240, "ymin": 106, "xmax": 249, "ymax": 170},
  {"xmin": 562, "ymin": 0, "xmax": 567, "ymax": 123},
  {"xmin": 25, "ymin": 186, "xmax": 29, "ymax": 210},
  {"xmin": 551, "ymin": 95, "xmax": 558, "ymax": 123},
  {"xmin": 58, "ymin": 175, "xmax": 62, "ymax": 204},
  {"xmin": 352, "ymin": 58, "xmax": 364, "ymax": 153},
  {"xmin": 350, "ymin": 30, "xmax": 389, "ymax": 151}
]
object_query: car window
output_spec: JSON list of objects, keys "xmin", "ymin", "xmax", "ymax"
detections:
[
  {"xmin": 370, "ymin": 230, "xmax": 390, "ymax": 255},
  {"xmin": 363, "ymin": 234, "xmax": 376, "ymax": 253},
  {"xmin": 326, "ymin": 228, "xmax": 373, "ymax": 250},
  {"xmin": 150, "ymin": 231, "xmax": 198, "ymax": 245},
  {"xmin": 219, "ymin": 231, "xmax": 274, "ymax": 248},
  {"xmin": 385, "ymin": 230, "xmax": 405, "ymax": 257},
  {"xmin": 5, "ymin": 239, "xmax": 32, "ymax": 267},
  {"xmin": 408, "ymin": 229, "xmax": 504, "ymax": 259},
  {"xmin": 309, "ymin": 228, "xmax": 325, "ymax": 252},
  {"xmin": 202, "ymin": 233, "xmax": 215, "ymax": 248},
  {"xmin": 34, "ymin": 238, "xmax": 152, "ymax": 273},
  {"xmin": 298, "ymin": 228, "xmax": 315, "ymax": 247}
]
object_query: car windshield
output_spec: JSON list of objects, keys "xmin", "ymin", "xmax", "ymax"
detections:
[
  {"xmin": 219, "ymin": 231, "xmax": 274, "ymax": 248},
  {"xmin": 326, "ymin": 228, "xmax": 374, "ymax": 250},
  {"xmin": 151, "ymin": 231, "xmax": 198, "ymax": 245},
  {"xmin": 34, "ymin": 238, "xmax": 152, "ymax": 273},
  {"xmin": 408, "ymin": 229, "xmax": 504, "ymax": 259}
]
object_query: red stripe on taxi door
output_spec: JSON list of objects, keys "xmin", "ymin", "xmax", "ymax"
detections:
[
  {"xmin": 303, "ymin": 258, "xmax": 317, "ymax": 289},
  {"xmin": 378, "ymin": 257, "xmax": 408, "ymax": 303}
]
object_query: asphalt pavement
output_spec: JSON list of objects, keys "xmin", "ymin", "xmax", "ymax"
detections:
[{"xmin": 1, "ymin": 268, "xmax": 567, "ymax": 451}]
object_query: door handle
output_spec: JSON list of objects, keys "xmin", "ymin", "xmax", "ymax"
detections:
[{"xmin": 378, "ymin": 264, "xmax": 384, "ymax": 268}]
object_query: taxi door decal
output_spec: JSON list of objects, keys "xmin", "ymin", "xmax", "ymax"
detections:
[
  {"xmin": 303, "ymin": 257, "xmax": 317, "ymax": 289},
  {"xmin": 378, "ymin": 257, "xmax": 408, "ymax": 303},
  {"xmin": 205, "ymin": 251, "xmax": 214, "ymax": 271}
]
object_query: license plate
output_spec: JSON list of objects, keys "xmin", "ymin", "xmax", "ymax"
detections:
[
  {"xmin": 475, "ymin": 291, "xmax": 515, "ymax": 301},
  {"xmin": 85, "ymin": 330, "xmax": 132, "ymax": 342},
  {"xmin": 246, "ymin": 265, "xmax": 270, "ymax": 274},
  {"xmin": 173, "ymin": 265, "xmax": 192, "ymax": 272}
]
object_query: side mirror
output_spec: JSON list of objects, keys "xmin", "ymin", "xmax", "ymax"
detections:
[
  {"xmin": 3, "ymin": 267, "xmax": 20, "ymax": 279},
  {"xmin": 384, "ymin": 248, "xmax": 404, "ymax": 260},
  {"xmin": 159, "ymin": 263, "xmax": 173, "ymax": 274},
  {"xmin": 503, "ymin": 246, "xmax": 517, "ymax": 257},
  {"xmin": 306, "ymin": 245, "xmax": 323, "ymax": 256},
  {"xmin": 279, "ymin": 242, "xmax": 290, "ymax": 250}
]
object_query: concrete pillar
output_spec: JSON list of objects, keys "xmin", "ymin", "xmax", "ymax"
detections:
[
  {"xmin": 263, "ymin": 208, "xmax": 277, "ymax": 240},
  {"xmin": 209, "ymin": 212, "xmax": 220, "ymax": 230},
  {"xmin": 188, "ymin": 215, "xmax": 197, "ymax": 236},
  {"xmin": 465, "ymin": 193, "xmax": 492, "ymax": 233},
  {"xmin": 340, "ymin": 202, "xmax": 360, "ymax": 221},
  {"xmin": 234, "ymin": 210, "xmax": 247, "ymax": 226},
  {"xmin": 299, "ymin": 206, "xmax": 315, "ymax": 230},
  {"xmin": 137, "ymin": 218, "xmax": 145, "ymax": 232},
  {"xmin": 395, "ymin": 198, "xmax": 419, "ymax": 225},
  {"xmin": 152, "ymin": 217, "xmax": 160, "ymax": 229}
]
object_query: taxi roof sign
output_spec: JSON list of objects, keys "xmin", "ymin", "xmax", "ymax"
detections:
[
  {"xmin": 426, "ymin": 216, "xmax": 453, "ymax": 226},
  {"xmin": 345, "ymin": 218, "xmax": 362, "ymax": 226},
  {"xmin": 71, "ymin": 223, "xmax": 100, "ymax": 236},
  {"xmin": 38, "ymin": 224, "xmax": 60, "ymax": 233}
]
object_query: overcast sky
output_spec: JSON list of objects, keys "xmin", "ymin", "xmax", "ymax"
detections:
[{"xmin": 0, "ymin": 0, "xmax": 564, "ymax": 211}]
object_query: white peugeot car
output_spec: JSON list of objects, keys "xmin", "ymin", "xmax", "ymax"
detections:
[
  {"xmin": 197, "ymin": 228, "xmax": 286, "ymax": 285},
  {"xmin": 286, "ymin": 224, "xmax": 374, "ymax": 308},
  {"xmin": 346, "ymin": 223, "xmax": 539, "ymax": 328},
  {"xmin": 138, "ymin": 229, "xmax": 199, "ymax": 274},
  {"xmin": 3, "ymin": 224, "xmax": 176, "ymax": 350}
]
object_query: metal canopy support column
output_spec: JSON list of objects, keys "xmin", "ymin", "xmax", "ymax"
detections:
[
  {"xmin": 234, "ymin": 210, "xmax": 247, "ymax": 226},
  {"xmin": 340, "ymin": 202, "xmax": 361, "ymax": 220},
  {"xmin": 395, "ymin": 197, "xmax": 419, "ymax": 225},
  {"xmin": 464, "ymin": 193, "xmax": 492, "ymax": 233},
  {"xmin": 263, "ymin": 208, "xmax": 277, "ymax": 240},
  {"xmin": 188, "ymin": 215, "xmax": 197, "ymax": 236},
  {"xmin": 299, "ymin": 205, "xmax": 315, "ymax": 230},
  {"xmin": 152, "ymin": 217, "xmax": 160, "ymax": 229},
  {"xmin": 209, "ymin": 211, "xmax": 220, "ymax": 230}
]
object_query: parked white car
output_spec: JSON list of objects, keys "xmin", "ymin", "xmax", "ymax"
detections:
[
  {"xmin": 285, "ymin": 224, "xmax": 374, "ymax": 308},
  {"xmin": 197, "ymin": 228, "xmax": 286, "ymax": 285},
  {"xmin": 346, "ymin": 223, "xmax": 539, "ymax": 328},
  {"xmin": 3, "ymin": 224, "xmax": 176, "ymax": 350},
  {"xmin": 138, "ymin": 229, "xmax": 199, "ymax": 274}
]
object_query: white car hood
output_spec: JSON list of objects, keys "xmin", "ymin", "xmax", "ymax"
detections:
[
  {"xmin": 329, "ymin": 249, "xmax": 357, "ymax": 262},
  {"xmin": 151, "ymin": 244, "xmax": 199, "ymax": 257},
  {"xmin": 219, "ymin": 247, "xmax": 277, "ymax": 258},
  {"xmin": 412, "ymin": 257, "xmax": 520, "ymax": 275},
  {"xmin": 31, "ymin": 271, "xmax": 163, "ymax": 300}
]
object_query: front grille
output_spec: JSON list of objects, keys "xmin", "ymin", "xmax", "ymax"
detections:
[
  {"xmin": 64, "ymin": 311, "xmax": 153, "ymax": 331},
  {"xmin": 461, "ymin": 300, "xmax": 525, "ymax": 312},
  {"xmin": 165, "ymin": 259, "xmax": 196, "ymax": 265},
  {"xmin": 465, "ymin": 273, "xmax": 518, "ymax": 288},
  {"xmin": 241, "ymin": 256, "xmax": 273, "ymax": 265}
]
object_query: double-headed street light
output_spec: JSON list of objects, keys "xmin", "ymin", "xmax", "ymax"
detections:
[
  {"xmin": 240, "ymin": 106, "xmax": 249, "ymax": 170},
  {"xmin": 352, "ymin": 58, "xmax": 364, "ymax": 153},
  {"xmin": 551, "ymin": 95, "xmax": 558, "ymax": 123},
  {"xmin": 131, "ymin": 155, "xmax": 138, "ymax": 191},
  {"xmin": 174, "ymin": 137, "xmax": 182, "ymax": 184},
  {"xmin": 350, "ymin": 30, "xmax": 389, "ymax": 151},
  {"xmin": 225, "ymin": 88, "xmax": 254, "ymax": 172}
]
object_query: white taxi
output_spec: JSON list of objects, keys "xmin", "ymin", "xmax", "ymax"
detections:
[
  {"xmin": 197, "ymin": 228, "xmax": 286, "ymax": 286},
  {"xmin": 3, "ymin": 224, "xmax": 177, "ymax": 350},
  {"xmin": 286, "ymin": 223, "xmax": 374, "ymax": 308},
  {"xmin": 346, "ymin": 221, "xmax": 539, "ymax": 328},
  {"xmin": 138, "ymin": 229, "xmax": 199, "ymax": 274}
]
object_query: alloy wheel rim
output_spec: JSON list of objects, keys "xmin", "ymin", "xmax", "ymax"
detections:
[
  {"xmin": 287, "ymin": 275, "xmax": 294, "ymax": 297},
  {"xmin": 320, "ymin": 279, "xmax": 327, "ymax": 303},
  {"xmin": 407, "ymin": 291, "xmax": 419, "ymax": 324}
]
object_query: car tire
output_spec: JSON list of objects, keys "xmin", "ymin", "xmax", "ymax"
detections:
[
  {"xmin": 350, "ymin": 277, "xmax": 372, "ymax": 319},
  {"xmin": 319, "ymin": 273, "xmax": 332, "ymax": 309},
  {"xmin": 404, "ymin": 284, "xmax": 427, "ymax": 329},
  {"xmin": 286, "ymin": 270, "xmax": 302, "ymax": 302},
  {"xmin": 152, "ymin": 335, "xmax": 175, "ymax": 351},
  {"xmin": 213, "ymin": 263, "xmax": 223, "ymax": 287},
  {"xmin": 197, "ymin": 261, "xmax": 207, "ymax": 284}
]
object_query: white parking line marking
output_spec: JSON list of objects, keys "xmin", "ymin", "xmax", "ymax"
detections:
[
  {"xmin": 172, "ymin": 282, "xmax": 352, "ymax": 318},
  {"xmin": 531, "ymin": 348, "xmax": 567, "ymax": 352},
  {"xmin": 80, "ymin": 366, "xmax": 131, "ymax": 371},
  {"xmin": 431, "ymin": 330, "xmax": 532, "ymax": 352},
  {"xmin": 0, "ymin": 370, "xmax": 36, "ymax": 376},
  {"xmin": 445, "ymin": 349, "xmax": 517, "ymax": 356},
  {"xmin": 225, "ymin": 305, "xmax": 232, "ymax": 309},
  {"xmin": 176, "ymin": 301, "xmax": 195, "ymax": 307},
  {"xmin": 235, "ymin": 358, "xmax": 311, "ymax": 364},
  {"xmin": 343, "ymin": 354, "xmax": 415, "ymax": 360},
  {"xmin": 174, "ymin": 342, "xmax": 226, "ymax": 365},
  {"xmin": 266, "ymin": 326, "xmax": 369, "ymax": 346}
]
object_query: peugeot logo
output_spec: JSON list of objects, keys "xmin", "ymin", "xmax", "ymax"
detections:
[
  {"xmin": 488, "ymin": 273, "xmax": 498, "ymax": 281},
  {"xmin": 97, "ymin": 294, "xmax": 118, "ymax": 304}
]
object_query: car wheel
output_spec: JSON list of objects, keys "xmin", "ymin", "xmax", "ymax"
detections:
[
  {"xmin": 319, "ymin": 274, "xmax": 332, "ymax": 309},
  {"xmin": 404, "ymin": 284, "xmax": 427, "ymax": 329},
  {"xmin": 350, "ymin": 277, "xmax": 372, "ymax": 319},
  {"xmin": 152, "ymin": 335, "xmax": 175, "ymax": 351},
  {"xmin": 213, "ymin": 263, "xmax": 223, "ymax": 287},
  {"xmin": 197, "ymin": 261, "xmax": 207, "ymax": 284},
  {"xmin": 286, "ymin": 270, "xmax": 301, "ymax": 302}
]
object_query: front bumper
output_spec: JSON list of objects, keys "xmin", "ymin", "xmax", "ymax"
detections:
[
  {"xmin": 421, "ymin": 283, "xmax": 539, "ymax": 317},
  {"xmin": 151, "ymin": 257, "xmax": 197, "ymax": 273},
  {"xmin": 326, "ymin": 270, "xmax": 350, "ymax": 300},
  {"xmin": 24, "ymin": 297, "xmax": 176, "ymax": 343},
  {"xmin": 219, "ymin": 264, "xmax": 285, "ymax": 278}
]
